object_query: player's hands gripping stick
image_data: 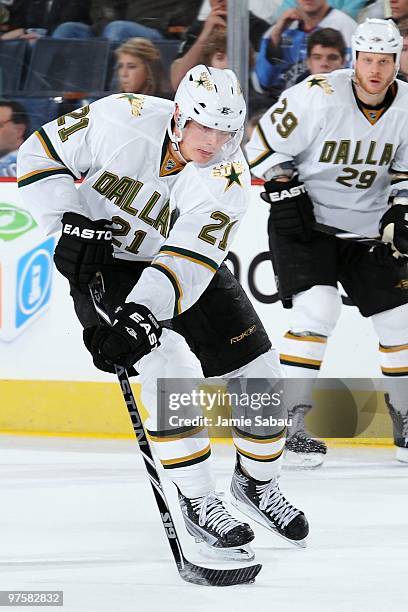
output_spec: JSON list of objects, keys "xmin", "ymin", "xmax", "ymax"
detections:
[
  {"xmin": 83, "ymin": 302, "xmax": 162, "ymax": 371},
  {"xmin": 261, "ymin": 175, "xmax": 315, "ymax": 240},
  {"xmin": 54, "ymin": 212, "xmax": 114, "ymax": 293}
]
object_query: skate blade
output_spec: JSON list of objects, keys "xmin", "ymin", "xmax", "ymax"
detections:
[
  {"xmin": 284, "ymin": 449, "xmax": 325, "ymax": 469},
  {"xmin": 396, "ymin": 447, "xmax": 408, "ymax": 463},
  {"xmin": 230, "ymin": 496, "xmax": 307, "ymax": 549},
  {"xmin": 194, "ymin": 539, "xmax": 255, "ymax": 562}
]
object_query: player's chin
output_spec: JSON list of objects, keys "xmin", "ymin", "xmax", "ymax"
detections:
[
  {"xmin": 366, "ymin": 79, "xmax": 388, "ymax": 92},
  {"xmin": 194, "ymin": 150, "xmax": 216, "ymax": 163}
]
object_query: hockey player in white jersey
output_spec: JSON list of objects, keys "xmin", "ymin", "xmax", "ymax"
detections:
[
  {"xmin": 17, "ymin": 65, "xmax": 309, "ymax": 559},
  {"xmin": 246, "ymin": 19, "xmax": 408, "ymax": 466}
]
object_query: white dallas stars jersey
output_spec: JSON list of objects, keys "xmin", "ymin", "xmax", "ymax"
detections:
[
  {"xmin": 17, "ymin": 94, "xmax": 250, "ymax": 321},
  {"xmin": 246, "ymin": 69, "xmax": 408, "ymax": 236}
]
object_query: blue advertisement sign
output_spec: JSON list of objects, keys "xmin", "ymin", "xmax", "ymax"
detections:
[{"xmin": 15, "ymin": 237, "xmax": 55, "ymax": 328}]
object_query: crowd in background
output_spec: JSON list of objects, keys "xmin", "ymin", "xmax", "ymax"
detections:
[{"xmin": 0, "ymin": 0, "xmax": 407, "ymax": 175}]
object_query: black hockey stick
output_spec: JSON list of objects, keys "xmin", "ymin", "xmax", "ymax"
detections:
[
  {"xmin": 89, "ymin": 272, "xmax": 262, "ymax": 587},
  {"xmin": 313, "ymin": 221, "xmax": 383, "ymax": 247}
]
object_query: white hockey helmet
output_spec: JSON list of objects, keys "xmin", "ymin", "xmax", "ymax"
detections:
[
  {"xmin": 352, "ymin": 18, "xmax": 403, "ymax": 76},
  {"xmin": 172, "ymin": 64, "xmax": 246, "ymax": 154}
]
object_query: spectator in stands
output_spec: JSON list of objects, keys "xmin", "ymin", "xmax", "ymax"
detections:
[
  {"xmin": 276, "ymin": 0, "xmax": 366, "ymax": 21},
  {"xmin": 197, "ymin": 27, "xmax": 269, "ymax": 116},
  {"xmin": 0, "ymin": 1, "xmax": 200, "ymax": 42},
  {"xmin": 295, "ymin": 27, "xmax": 346, "ymax": 81},
  {"xmin": 94, "ymin": 1, "xmax": 202, "ymax": 43},
  {"xmin": 398, "ymin": 17, "xmax": 408, "ymax": 80},
  {"xmin": 115, "ymin": 38, "xmax": 169, "ymax": 96},
  {"xmin": 170, "ymin": 0, "xmax": 270, "ymax": 89},
  {"xmin": 0, "ymin": 100, "xmax": 29, "ymax": 176},
  {"xmin": 255, "ymin": 0, "xmax": 356, "ymax": 94},
  {"xmin": 0, "ymin": 0, "xmax": 91, "ymax": 41},
  {"xmin": 390, "ymin": 0, "xmax": 408, "ymax": 24},
  {"xmin": 200, "ymin": 26, "xmax": 229, "ymax": 68},
  {"xmin": 356, "ymin": 1, "xmax": 386, "ymax": 23},
  {"xmin": 52, "ymin": 1, "xmax": 201, "ymax": 43},
  {"xmin": 197, "ymin": 0, "xmax": 282, "ymax": 24}
]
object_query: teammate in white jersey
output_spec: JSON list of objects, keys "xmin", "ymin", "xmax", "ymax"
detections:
[
  {"xmin": 17, "ymin": 65, "xmax": 309, "ymax": 558},
  {"xmin": 246, "ymin": 19, "xmax": 408, "ymax": 465}
]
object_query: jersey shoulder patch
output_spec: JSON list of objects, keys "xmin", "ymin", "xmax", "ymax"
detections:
[
  {"xmin": 304, "ymin": 73, "xmax": 335, "ymax": 95},
  {"xmin": 286, "ymin": 68, "xmax": 351, "ymax": 110},
  {"xmin": 210, "ymin": 160, "xmax": 248, "ymax": 193},
  {"xmin": 91, "ymin": 94, "xmax": 173, "ymax": 136},
  {"xmin": 173, "ymin": 151, "xmax": 250, "ymax": 216}
]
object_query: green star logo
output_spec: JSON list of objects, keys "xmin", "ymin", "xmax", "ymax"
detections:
[
  {"xmin": 308, "ymin": 77, "xmax": 326, "ymax": 88},
  {"xmin": 307, "ymin": 75, "xmax": 333, "ymax": 94},
  {"xmin": 118, "ymin": 94, "xmax": 145, "ymax": 116},
  {"xmin": 224, "ymin": 163, "xmax": 243, "ymax": 191},
  {"xmin": 118, "ymin": 93, "xmax": 139, "ymax": 102},
  {"xmin": 194, "ymin": 72, "xmax": 214, "ymax": 91},
  {"xmin": 194, "ymin": 77, "xmax": 206, "ymax": 88}
]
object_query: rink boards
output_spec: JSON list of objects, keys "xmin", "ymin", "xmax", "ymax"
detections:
[{"xmin": 0, "ymin": 180, "xmax": 394, "ymax": 442}]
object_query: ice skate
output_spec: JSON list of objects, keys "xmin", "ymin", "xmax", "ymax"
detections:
[
  {"xmin": 385, "ymin": 394, "xmax": 408, "ymax": 464},
  {"xmin": 230, "ymin": 458, "xmax": 309, "ymax": 547},
  {"xmin": 178, "ymin": 490, "xmax": 255, "ymax": 561},
  {"xmin": 285, "ymin": 404, "xmax": 327, "ymax": 468}
]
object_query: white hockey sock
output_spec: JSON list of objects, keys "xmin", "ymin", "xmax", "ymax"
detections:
[
  {"xmin": 148, "ymin": 429, "xmax": 215, "ymax": 497},
  {"xmin": 239, "ymin": 452, "xmax": 284, "ymax": 482},
  {"xmin": 168, "ymin": 456, "xmax": 216, "ymax": 498},
  {"xmin": 233, "ymin": 425, "xmax": 286, "ymax": 481},
  {"xmin": 280, "ymin": 330, "xmax": 327, "ymax": 374},
  {"xmin": 279, "ymin": 331, "xmax": 326, "ymax": 412},
  {"xmin": 379, "ymin": 342, "xmax": 408, "ymax": 379}
]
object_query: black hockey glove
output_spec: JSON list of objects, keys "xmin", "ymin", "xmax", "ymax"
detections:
[
  {"xmin": 379, "ymin": 204, "xmax": 408, "ymax": 257},
  {"xmin": 370, "ymin": 243, "xmax": 407, "ymax": 267},
  {"xmin": 83, "ymin": 303, "xmax": 162, "ymax": 371},
  {"xmin": 261, "ymin": 175, "xmax": 315, "ymax": 240},
  {"xmin": 54, "ymin": 212, "xmax": 114, "ymax": 293}
]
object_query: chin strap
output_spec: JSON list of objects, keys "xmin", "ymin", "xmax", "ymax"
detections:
[{"xmin": 167, "ymin": 117, "xmax": 189, "ymax": 161}]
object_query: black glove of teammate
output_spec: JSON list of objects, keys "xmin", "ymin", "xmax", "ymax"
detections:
[
  {"xmin": 379, "ymin": 204, "xmax": 408, "ymax": 257},
  {"xmin": 370, "ymin": 242, "xmax": 407, "ymax": 267},
  {"xmin": 261, "ymin": 175, "xmax": 315, "ymax": 240},
  {"xmin": 54, "ymin": 212, "xmax": 114, "ymax": 293},
  {"xmin": 83, "ymin": 303, "xmax": 162, "ymax": 372}
]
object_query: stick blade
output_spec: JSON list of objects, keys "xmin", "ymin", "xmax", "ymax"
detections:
[{"xmin": 179, "ymin": 561, "xmax": 262, "ymax": 587}]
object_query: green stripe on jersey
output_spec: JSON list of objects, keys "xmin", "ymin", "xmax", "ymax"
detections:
[
  {"xmin": 18, "ymin": 167, "xmax": 76, "ymax": 188},
  {"xmin": 151, "ymin": 263, "xmax": 182, "ymax": 316},
  {"xmin": 159, "ymin": 245, "xmax": 219, "ymax": 273},
  {"xmin": 37, "ymin": 127, "xmax": 64, "ymax": 164},
  {"xmin": 249, "ymin": 123, "xmax": 274, "ymax": 170}
]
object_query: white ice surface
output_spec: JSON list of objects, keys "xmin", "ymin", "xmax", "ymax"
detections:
[{"xmin": 0, "ymin": 437, "xmax": 407, "ymax": 612}]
